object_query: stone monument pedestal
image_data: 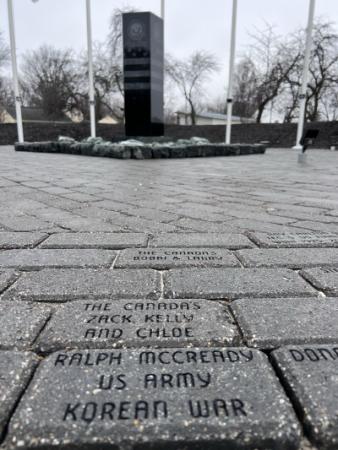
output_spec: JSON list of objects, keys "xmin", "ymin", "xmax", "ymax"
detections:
[{"xmin": 123, "ymin": 12, "xmax": 164, "ymax": 137}]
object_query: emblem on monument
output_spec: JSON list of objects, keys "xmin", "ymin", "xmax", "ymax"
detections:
[{"xmin": 128, "ymin": 21, "xmax": 145, "ymax": 41}]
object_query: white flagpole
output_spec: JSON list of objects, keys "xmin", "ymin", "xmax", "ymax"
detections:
[
  {"xmin": 225, "ymin": 0, "xmax": 237, "ymax": 145},
  {"xmin": 294, "ymin": 0, "xmax": 316, "ymax": 149},
  {"xmin": 86, "ymin": 0, "xmax": 96, "ymax": 138},
  {"xmin": 161, "ymin": 0, "xmax": 165, "ymax": 20},
  {"xmin": 7, "ymin": 0, "xmax": 24, "ymax": 143}
]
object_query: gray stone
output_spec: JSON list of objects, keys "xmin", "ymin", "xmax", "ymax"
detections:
[
  {"xmin": 80, "ymin": 143, "xmax": 94, "ymax": 155},
  {"xmin": 0, "ymin": 249, "xmax": 116, "ymax": 270},
  {"xmin": 6, "ymin": 348, "xmax": 300, "ymax": 449},
  {"xmin": 0, "ymin": 232, "xmax": 48, "ymax": 249},
  {"xmin": 36, "ymin": 299, "xmax": 239, "ymax": 353},
  {"xmin": 248, "ymin": 231, "xmax": 338, "ymax": 248},
  {"xmin": 149, "ymin": 233, "xmax": 253, "ymax": 249},
  {"xmin": 237, "ymin": 248, "xmax": 338, "ymax": 269},
  {"xmin": 272, "ymin": 345, "xmax": 338, "ymax": 449},
  {"xmin": 94, "ymin": 144, "xmax": 132, "ymax": 159},
  {"xmin": 170, "ymin": 146, "xmax": 187, "ymax": 158},
  {"xmin": 301, "ymin": 267, "xmax": 338, "ymax": 296},
  {"xmin": 231, "ymin": 297, "xmax": 338, "ymax": 349},
  {"xmin": 115, "ymin": 248, "xmax": 240, "ymax": 269},
  {"xmin": 0, "ymin": 270, "xmax": 17, "ymax": 293},
  {"xmin": 40, "ymin": 233, "xmax": 148, "ymax": 249},
  {"xmin": 152, "ymin": 147, "xmax": 170, "ymax": 158},
  {"xmin": 0, "ymin": 301, "xmax": 51, "ymax": 350},
  {"xmin": 132, "ymin": 147, "xmax": 153, "ymax": 159},
  {"xmin": 3, "ymin": 269, "xmax": 161, "ymax": 302},
  {"xmin": 0, "ymin": 351, "xmax": 38, "ymax": 440},
  {"xmin": 163, "ymin": 268, "xmax": 315, "ymax": 300},
  {"xmin": 69, "ymin": 143, "xmax": 81, "ymax": 154}
]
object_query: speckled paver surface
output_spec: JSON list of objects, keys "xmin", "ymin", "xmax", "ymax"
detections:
[{"xmin": 0, "ymin": 146, "xmax": 338, "ymax": 449}]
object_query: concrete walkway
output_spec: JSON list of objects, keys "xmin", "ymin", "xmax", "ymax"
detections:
[{"xmin": 0, "ymin": 145, "xmax": 338, "ymax": 449}]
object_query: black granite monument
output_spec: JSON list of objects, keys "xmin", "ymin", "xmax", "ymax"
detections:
[{"xmin": 123, "ymin": 12, "xmax": 164, "ymax": 136}]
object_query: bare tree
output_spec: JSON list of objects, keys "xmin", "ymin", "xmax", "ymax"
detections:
[
  {"xmin": 166, "ymin": 51, "xmax": 220, "ymax": 124},
  {"xmin": 232, "ymin": 57, "xmax": 258, "ymax": 118},
  {"xmin": 76, "ymin": 42, "xmax": 123, "ymax": 122},
  {"xmin": 105, "ymin": 5, "xmax": 138, "ymax": 120},
  {"xmin": 0, "ymin": 77, "xmax": 14, "ymax": 122},
  {"xmin": 20, "ymin": 45, "xmax": 79, "ymax": 119},
  {"xmin": 205, "ymin": 94, "xmax": 226, "ymax": 115},
  {"xmin": 306, "ymin": 21, "xmax": 338, "ymax": 121},
  {"xmin": 107, "ymin": 6, "xmax": 137, "ymax": 62},
  {"xmin": 0, "ymin": 32, "xmax": 9, "ymax": 69},
  {"xmin": 320, "ymin": 86, "xmax": 338, "ymax": 121},
  {"xmin": 239, "ymin": 23, "xmax": 301, "ymax": 123},
  {"xmin": 276, "ymin": 20, "xmax": 338, "ymax": 122},
  {"xmin": 163, "ymin": 75, "xmax": 179, "ymax": 123},
  {"xmin": 0, "ymin": 32, "xmax": 11, "ymax": 121}
]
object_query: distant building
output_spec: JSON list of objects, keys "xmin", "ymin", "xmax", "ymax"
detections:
[
  {"xmin": 0, "ymin": 106, "xmax": 73, "ymax": 124},
  {"xmin": 65, "ymin": 109, "xmax": 83, "ymax": 123},
  {"xmin": 0, "ymin": 108, "xmax": 16, "ymax": 124},
  {"xmin": 0, "ymin": 104, "xmax": 124, "ymax": 125},
  {"xmin": 98, "ymin": 115, "xmax": 120, "ymax": 125},
  {"xmin": 176, "ymin": 111, "xmax": 254, "ymax": 126}
]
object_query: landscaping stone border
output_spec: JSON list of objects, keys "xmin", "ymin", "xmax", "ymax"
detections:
[{"xmin": 15, "ymin": 141, "xmax": 266, "ymax": 160}]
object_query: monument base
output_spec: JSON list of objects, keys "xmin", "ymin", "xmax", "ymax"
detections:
[{"xmin": 15, "ymin": 140, "xmax": 267, "ymax": 160}]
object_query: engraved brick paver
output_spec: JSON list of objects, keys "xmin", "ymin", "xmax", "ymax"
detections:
[
  {"xmin": 237, "ymin": 248, "xmax": 338, "ymax": 268},
  {"xmin": 3, "ymin": 269, "xmax": 161, "ymax": 302},
  {"xmin": 272, "ymin": 345, "xmax": 338, "ymax": 449},
  {"xmin": 115, "ymin": 247, "xmax": 240, "ymax": 269},
  {"xmin": 6, "ymin": 348, "xmax": 300, "ymax": 449},
  {"xmin": 163, "ymin": 268, "xmax": 316, "ymax": 299},
  {"xmin": 248, "ymin": 232, "xmax": 338, "ymax": 248},
  {"xmin": 36, "ymin": 299, "xmax": 239, "ymax": 353},
  {"xmin": 1, "ymin": 146, "xmax": 338, "ymax": 449}
]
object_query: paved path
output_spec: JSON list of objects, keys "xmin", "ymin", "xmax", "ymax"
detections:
[{"xmin": 0, "ymin": 146, "xmax": 338, "ymax": 449}]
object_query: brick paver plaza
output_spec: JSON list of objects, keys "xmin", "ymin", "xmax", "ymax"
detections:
[{"xmin": 0, "ymin": 145, "xmax": 338, "ymax": 449}]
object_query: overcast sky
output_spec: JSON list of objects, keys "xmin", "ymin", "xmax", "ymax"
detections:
[{"xmin": 1, "ymin": 0, "xmax": 338, "ymax": 108}]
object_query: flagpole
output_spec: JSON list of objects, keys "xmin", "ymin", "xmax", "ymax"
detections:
[
  {"xmin": 294, "ymin": 0, "xmax": 316, "ymax": 150},
  {"xmin": 7, "ymin": 0, "xmax": 24, "ymax": 143},
  {"xmin": 225, "ymin": 0, "xmax": 237, "ymax": 145},
  {"xmin": 161, "ymin": 0, "xmax": 165, "ymax": 20},
  {"xmin": 86, "ymin": 0, "xmax": 96, "ymax": 138}
]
